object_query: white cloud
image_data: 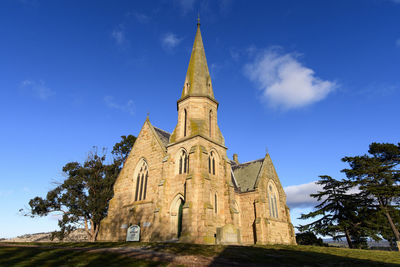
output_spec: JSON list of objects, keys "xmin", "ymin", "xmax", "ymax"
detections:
[
  {"xmin": 112, "ymin": 30, "xmax": 124, "ymax": 45},
  {"xmin": 22, "ymin": 187, "xmax": 30, "ymax": 193},
  {"xmin": 244, "ymin": 48, "xmax": 336, "ymax": 110},
  {"xmin": 284, "ymin": 180, "xmax": 361, "ymax": 209},
  {"xmin": 50, "ymin": 214, "xmax": 63, "ymax": 221},
  {"xmin": 104, "ymin": 96, "xmax": 134, "ymax": 115},
  {"xmin": 284, "ymin": 181, "xmax": 323, "ymax": 209},
  {"xmin": 229, "ymin": 47, "xmax": 240, "ymax": 61},
  {"xmin": 134, "ymin": 12, "xmax": 150, "ymax": 24},
  {"xmin": 0, "ymin": 190, "xmax": 14, "ymax": 198},
  {"xmin": 161, "ymin": 33, "xmax": 183, "ymax": 50},
  {"xmin": 175, "ymin": 0, "xmax": 196, "ymax": 14},
  {"xmin": 20, "ymin": 80, "xmax": 55, "ymax": 100},
  {"xmin": 111, "ymin": 25, "xmax": 128, "ymax": 47}
]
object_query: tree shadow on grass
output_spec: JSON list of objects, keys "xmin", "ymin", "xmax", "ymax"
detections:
[
  {"xmin": 0, "ymin": 247, "xmax": 166, "ymax": 267},
  {"xmin": 207, "ymin": 245, "xmax": 400, "ymax": 267},
  {"xmin": 2, "ymin": 244, "xmax": 399, "ymax": 267}
]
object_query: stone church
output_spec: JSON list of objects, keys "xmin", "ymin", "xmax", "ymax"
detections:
[{"xmin": 98, "ymin": 22, "xmax": 296, "ymax": 245}]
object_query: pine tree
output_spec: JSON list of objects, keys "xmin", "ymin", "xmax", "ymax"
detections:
[
  {"xmin": 342, "ymin": 142, "xmax": 400, "ymax": 243},
  {"xmin": 299, "ymin": 176, "xmax": 372, "ymax": 248}
]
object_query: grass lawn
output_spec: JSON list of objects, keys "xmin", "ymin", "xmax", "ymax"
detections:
[
  {"xmin": 1, "ymin": 242, "xmax": 399, "ymax": 266},
  {"xmin": 0, "ymin": 246, "xmax": 166, "ymax": 267}
]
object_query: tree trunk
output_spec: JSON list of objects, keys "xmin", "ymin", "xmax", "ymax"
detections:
[
  {"xmin": 84, "ymin": 219, "xmax": 92, "ymax": 240},
  {"xmin": 344, "ymin": 227, "xmax": 353, "ymax": 249},
  {"xmin": 93, "ymin": 224, "xmax": 100, "ymax": 242},
  {"xmin": 90, "ymin": 219, "xmax": 95, "ymax": 242},
  {"xmin": 384, "ymin": 210, "xmax": 400, "ymax": 242}
]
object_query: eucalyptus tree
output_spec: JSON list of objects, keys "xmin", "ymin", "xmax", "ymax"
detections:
[{"xmin": 24, "ymin": 135, "xmax": 136, "ymax": 241}]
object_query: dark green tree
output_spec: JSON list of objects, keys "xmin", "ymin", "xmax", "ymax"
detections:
[
  {"xmin": 298, "ymin": 176, "xmax": 372, "ymax": 248},
  {"xmin": 112, "ymin": 135, "xmax": 137, "ymax": 165},
  {"xmin": 295, "ymin": 231, "xmax": 325, "ymax": 246},
  {"xmin": 342, "ymin": 142, "xmax": 400, "ymax": 243},
  {"xmin": 368, "ymin": 208, "xmax": 400, "ymax": 250},
  {"xmin": 24, "ymin": 135, "xmax": 136, "ymax": 241}
]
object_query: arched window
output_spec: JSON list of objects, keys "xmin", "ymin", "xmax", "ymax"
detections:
[
  {"xmin": 214, "ymin": 193, "xmax": 218, "ymax": 214},
  {"xmin": 183, "ymin": 109, "xmax": 187, "ymax": 137},
  {"xmin": 268, "ymin": 183, "xmax": 279, "ymax": 218},
  {"xmin": 134, "ymin": 160, "xmax": 148, "ymax": 201},
  {"xmin": 178, "ymin": 150, "xmax": 189, "ymax": 174},
  {"xmin": 209, "ymin": 110, "xmax": 212, "ymax": 137},
  {"xmin": 208, "ymin": 151, "xmax": 216, "ymax": 175}
]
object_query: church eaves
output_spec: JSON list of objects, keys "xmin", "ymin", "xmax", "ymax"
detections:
[{"xmin": 180, "ymin": 22, "xmax": 215, "ymax": 101}]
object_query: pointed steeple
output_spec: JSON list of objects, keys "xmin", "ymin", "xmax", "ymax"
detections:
[
  {"xmin": 181, "ymin": 21, "xmax": 215, "ymax": 100},
  {"xmin": 170, "ymin": 20, "xmax": 224, "ymax": 146}
]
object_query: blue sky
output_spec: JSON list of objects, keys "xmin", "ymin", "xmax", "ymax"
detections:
[{"xmin": 1, "ymin": 0, "xmax": 399, "ymax": 238}]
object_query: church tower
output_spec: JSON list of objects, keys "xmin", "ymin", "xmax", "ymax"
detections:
[
  {"xmin": 169, "ymin": 20, "xmax": 224, "ymax": 145},
  {"xmin": 167, "ymin": 21, "xmax": 235, "ymax": 244}
]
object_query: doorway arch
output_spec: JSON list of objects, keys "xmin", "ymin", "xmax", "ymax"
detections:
[{"xmin": 170, "ymin": 194, "xmax": 184, "ymax": 238}]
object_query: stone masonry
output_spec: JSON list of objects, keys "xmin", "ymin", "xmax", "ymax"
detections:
[{"xmin": 97, "ymin": 22, "xmax": 296, "ymax": 245}]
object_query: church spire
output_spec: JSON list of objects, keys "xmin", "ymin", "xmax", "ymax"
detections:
[{"xmin": 181, "ymin": 20, "xmax": 215, "ymax": 100}]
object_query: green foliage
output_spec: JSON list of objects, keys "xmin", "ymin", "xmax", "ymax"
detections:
[
  {"xmin": 25, "ymin": 135, "xmax": 136, "ymax": 242},
  {"xmin": 300, "ymin": 142, "xmax": 400, "ymax": 250},
  {"xmin": 342, "ymin": 142, "xmax": 400, "ymax": 242},
  {"xmin": 298, "ymin": 176, "xmax": 371, "ymax": 248},
  {"xmin": 368, "ymin": 208, "xmax": 400, "ymax": 250},
  {"xmin": 295, "ymin": 231, "xmax": 325, "ymax": 246},
  {"xmin": 111, "ymin": 135, "xmax": 137, "ymax": 165}
]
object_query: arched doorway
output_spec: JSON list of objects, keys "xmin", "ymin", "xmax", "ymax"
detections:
[
  {"xmin": 170, "ymin": 194, "xmax": 184, "ymax": 239},
  {"xmin": 177, "ymin": 199, "xmax": 183, "ymax": 238}
]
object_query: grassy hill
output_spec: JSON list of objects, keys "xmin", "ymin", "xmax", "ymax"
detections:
[{"xmin": 1, "ymin": 242, "xmax": 399, "ymax": 266}]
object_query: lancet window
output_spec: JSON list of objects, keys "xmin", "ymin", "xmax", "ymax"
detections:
[
  {"xmin": 268, "ymin": 184, "xmax": 279, "ymax": 218},
  {"xmin": 214, "ymin": 193, "xmax": 218, "ymax": 214},
  {"xmin": 209, "ymin": 110, "xmax": 212, "ymax": 137},
  {"xmin": 179, "ymin": 150, "xmax": 189, "ymax": 174},
  {"xmin": 134, "ymin": 160, "xmax": 148, "ymax": 201},
  {"xmin": 183, "ymin": 109, "xmax": 187, "ymax": 137},
  {"xmin": 208, "ymin": 151, "xmax": 216, "ymax": 175}
]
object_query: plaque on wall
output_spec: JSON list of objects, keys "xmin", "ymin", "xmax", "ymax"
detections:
[
  {"xmin": 143, "ymin": 222, "xmax": 151, "ymax": 227},
  {"xmin": 126, "ymin": 225, "xmax": 140, "ymax": 242},
  {"xmin": 216, "ymin": 224, "xmax": 240, "ymax": 245}
]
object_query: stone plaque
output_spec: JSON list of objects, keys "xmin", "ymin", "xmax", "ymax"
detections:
[
  {"xmin": 216, "ymin": 224, "xmax": 240, "ymax": 245},
  {"xmin": 143, "ymin": 222, "xmax": 151, "ymax": 227},
  {"xmin": 121, "ymin": 224, "xmax": 128, "ymax": 229},
  {"xmin": 126, "ymin": 225, "xmax": 140, "ymax": 242}
]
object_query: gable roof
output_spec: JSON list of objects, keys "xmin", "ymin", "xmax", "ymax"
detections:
[
  {"xmin": 152, "ymin": 126, "xmax": 171, "ymax": 147},
  {"xmin": 231, "ymin": 159, "xmax": 264, "ymax": 193}
]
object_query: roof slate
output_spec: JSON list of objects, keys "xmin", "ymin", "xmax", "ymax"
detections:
[
  {"xmin": 153, "ymin": 126, "xmax": 171, "ymax": 147},
  {"xmin": 232, "ymin": 159, "xmax": 264, "ymax": 192}
]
